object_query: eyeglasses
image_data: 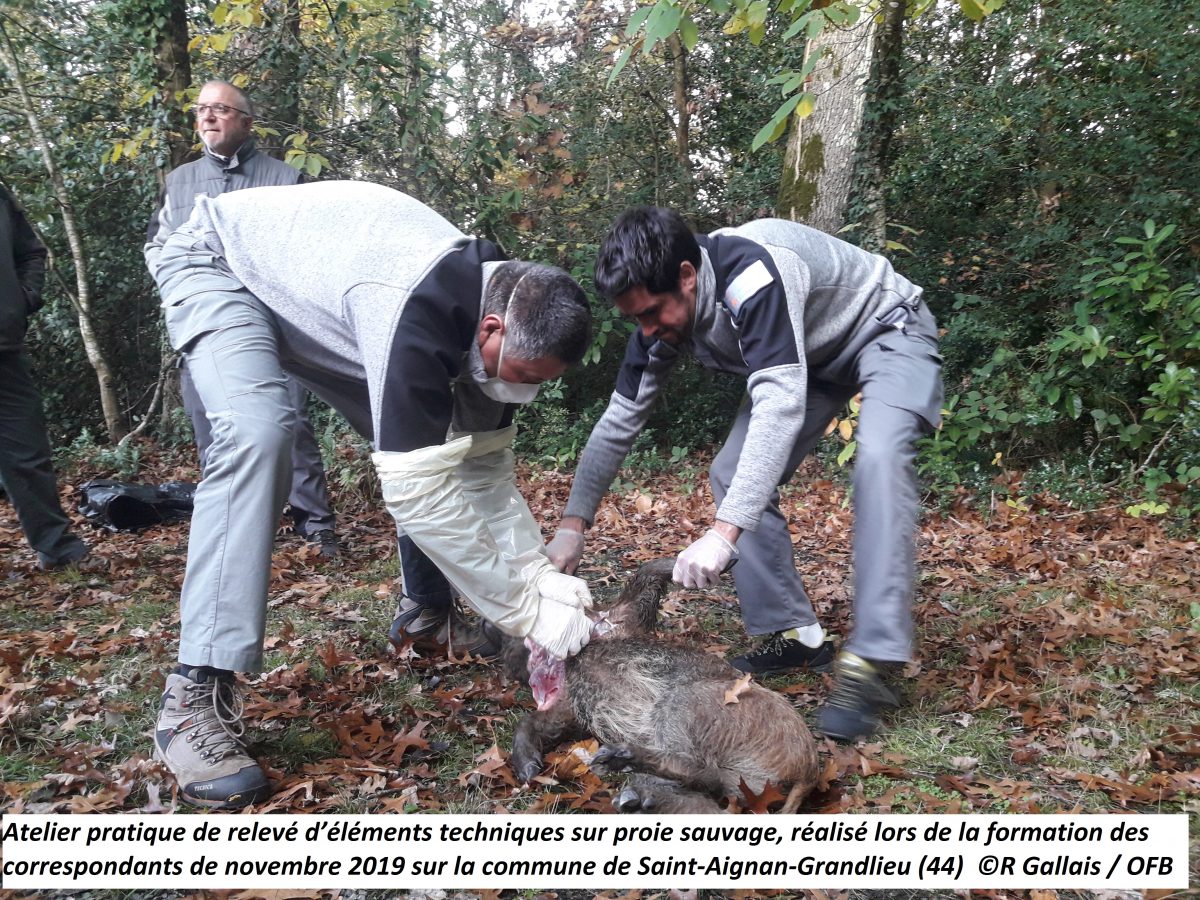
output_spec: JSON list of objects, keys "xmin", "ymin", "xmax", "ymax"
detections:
[{"xmin": 193, "ymin": 103, "xmax": 250, "ymax": 118}]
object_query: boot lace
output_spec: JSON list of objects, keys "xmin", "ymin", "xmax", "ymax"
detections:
[
  {"xmin": 182, "ymin": 679, "xmax": 248, "ymax": 764},
  {"xmin": 748, "ymin": 631, "xmax": 793, "ymax": 661}
]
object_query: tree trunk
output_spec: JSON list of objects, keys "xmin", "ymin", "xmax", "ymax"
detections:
[
  {"xmin": 666, "ymin": 32, "xmax": 693, "ymax": 203},
  {"xmin": 777, "ymin": 12, "xmax": 878, "ymax": 234},
  {"xmin": 0, "ymin": 24, "xmax": 127, "ymax": 441},
  {"xmin": 152, "ymin": 0, "xmax": 192, "ymax": 430},
  {"xmin": 267, "ymin": 0, "xmax": 304, "ymax": 152},
  {"xmin": 667, "ymin": 33, "xmax": 690, "ymax": 168},
  {"xmin": 855, "ymin": 0, "xmax": 907, "ymax": 253},
  {"xmin": 155, "ymin": 0, "xmax": 193, "ymax": 171}
]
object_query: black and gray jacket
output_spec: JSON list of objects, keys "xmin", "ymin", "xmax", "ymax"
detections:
[
  {"xmin": 0, "ymin": 184, "xmax": 48, "ymax": 353},
  {"xmin": 144, "ymin": 138, "xmax": 303, "ymax": 275},
  {"xmin": 564, "ymin": 219, "xmax": 924, "ymax": 531}
]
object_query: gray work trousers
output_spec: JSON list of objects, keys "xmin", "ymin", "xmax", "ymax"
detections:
[
  {"xmin": 711, "ymin": 302, "xmax": 943, "ymax": 663},
  {"xmin": 156, "ymin": 231, "xmax": 434, "ymax": 671},
  {"xmin": 0, "ymin": 349, "xmax": 88, "ymax": 567},
  {"xmin": 181, "ymin": 362, "xmax": 334, "ymax": 536},
  {"xmin": 158, "ymin": 232, "xmax": 302, "ymax": 672}
]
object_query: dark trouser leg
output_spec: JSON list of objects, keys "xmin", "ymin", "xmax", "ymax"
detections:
[
  {"xmin": 282, "ymin": 378, "xmax": 335, "ymax": 536},
  {"xmin": 398, "ymin": 534, "xmax": 454, "ymax": 611},
  {"xmin": 0, "ymin": 349, "xmax": 86, "ymax": 565}
]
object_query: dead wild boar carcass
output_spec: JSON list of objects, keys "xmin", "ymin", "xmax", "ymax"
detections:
[{"xmin": 509, "ymin": 559, "xmax": 818, "ymax": 813}]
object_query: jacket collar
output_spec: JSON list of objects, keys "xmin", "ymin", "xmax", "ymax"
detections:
[
  {"xmin": 204, "ymin": 137, "xmax": 258, "ymax": 171},
  {"xmin": 686, "ymin": 246, "xmax": 718, "ymax": 348}
]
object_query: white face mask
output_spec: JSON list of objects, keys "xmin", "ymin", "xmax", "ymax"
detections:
[
  {"xmin": 479, "ymin": 273, "xmax": 540, "ymax": 404},
  {"xmin": 479, "ymin": 329, "xmax": 540, "ymax": 404}
]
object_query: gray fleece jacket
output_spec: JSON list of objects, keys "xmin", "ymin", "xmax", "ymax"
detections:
[
  {"xmin": 165, "ymin": 181, "xmax": 511, "ymax": 450},
  {"xmin": 564, "ymin": 219, "xmax": 923, "ymax": 532}
]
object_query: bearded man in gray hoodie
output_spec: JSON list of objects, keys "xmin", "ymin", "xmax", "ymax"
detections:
[
  {"xmin": 546, "ymin": 206, "xmax": 943, "ymax": 743},
  {"xmin": 148, "ymin": 180, "xmax": 594, "ymax": 808}
]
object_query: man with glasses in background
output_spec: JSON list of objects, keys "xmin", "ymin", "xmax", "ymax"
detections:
[{"xmin": 145, "ymin": 80, "xmax": 339, "ymax": 558}]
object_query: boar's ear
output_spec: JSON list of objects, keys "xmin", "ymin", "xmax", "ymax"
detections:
[{"xmin": 500, "ymin": 635, "xmax": 530, "ymax": 682}]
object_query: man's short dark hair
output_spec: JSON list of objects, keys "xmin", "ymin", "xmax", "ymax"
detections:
[
  {"xmin": 485, "ymin": 262, "xmax": 592, "ymax": 366},
  {"xmin": 594, "ymin": 206, "xmax": 701, "ymax": 300}
]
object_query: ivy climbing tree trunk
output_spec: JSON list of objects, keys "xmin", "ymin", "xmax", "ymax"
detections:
[
  {"xmin": 146, "ymin": 0, "xmax": 192, "ymax": 434},
  {"xmin": 777, "ymin": 11, "xmax": 878, "ymax": 233},
  {"xmin": 854, "ymin": 0, "xmax": 907, "ymax": 253},
  {"xmin": 155, "ymin": 0, "xmax": 193, "ymax": 171},
  {"xmin": 0, "ymin": 22, "xmax": 127, "ymax": 441}
]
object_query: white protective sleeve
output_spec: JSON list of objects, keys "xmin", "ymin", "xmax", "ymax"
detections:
[
  {"xmin": 453, "ymin": 426, "xmax": 592, "ymax": 611},
  {"xmin": 453, "ymin": 425, "xmax": 546, "ymax": 576},
  {"xmin": 373, "ymin": 434, "xmax": 543, "ymax": 638}
]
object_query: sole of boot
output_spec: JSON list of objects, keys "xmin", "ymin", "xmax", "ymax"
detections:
[
  {"xmin": 154, "ymin": 746, "xmax": 272, "ymax": 809},
  {"xmin": 817, "ymin": 710, "xmax": 879, "ymax": 743}
]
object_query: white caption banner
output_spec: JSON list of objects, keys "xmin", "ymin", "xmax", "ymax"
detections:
[{"xmin": 0, "ymin": 813, "xmax": 1189, "ymax": 890}]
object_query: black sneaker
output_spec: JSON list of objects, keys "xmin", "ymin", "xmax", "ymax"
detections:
[
  {"xmin": 818, "ymin": 651, "xmax": 901, "ymax": 742},
  {"xmin": 388, "ymin": 596, "xmax": 501, "ymax": 660},
  {"xmin": 729, "ymin": 633, "xmax": 835, "ymax": 674},
  {"xmin": 307, "ymin": 529, "xmax": 339, "ymax": 559}
]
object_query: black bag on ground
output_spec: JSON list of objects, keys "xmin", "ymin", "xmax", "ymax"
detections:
[{"xmin": 78, "ymin": 479, "xmax": 197, "ymax": 532}]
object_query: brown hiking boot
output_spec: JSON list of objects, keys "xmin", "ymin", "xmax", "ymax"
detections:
[{"xmin": 154, "ymin": 668, "xmax": 272, "ymax": 808}]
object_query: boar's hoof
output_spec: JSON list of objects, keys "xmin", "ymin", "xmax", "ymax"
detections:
[
  {"xmin": 614, "ymin": 782, "xmax": 658, "ymax": 813},
  {"xmin": 592, "ymin": 744, "xmax": 637, "ymax": 774},
  {"xmin": 512, "ymin": 751, "xmax": 544, "ymax": 785}
]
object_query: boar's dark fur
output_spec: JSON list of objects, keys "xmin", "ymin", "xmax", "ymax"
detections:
[{"xmin": 507, "ymin": 559, "xmax": 819, "ymax": 813}]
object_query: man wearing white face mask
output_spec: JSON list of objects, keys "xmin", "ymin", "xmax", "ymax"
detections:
[{"xmin": 147, "ymin": 180, "xmax": 594, "ymax": 809}]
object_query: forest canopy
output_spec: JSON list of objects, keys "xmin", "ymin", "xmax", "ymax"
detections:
[{"xmin": 1, "ymin": 0, "xmax": 1197, "ymax": 514}]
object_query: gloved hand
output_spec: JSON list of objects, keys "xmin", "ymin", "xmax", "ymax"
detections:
[
  {"xmin": 673, "ymin": 529, "xmax": 738, "ymax": 589},
  {"xmin": 527, "ymin": 595, "xmax": 593, "ymax": 660},
  {"xmin": 545, "ymin": 528, "xmax": 585, "ymax": 574},
  {"xmin": 526, "ymin": 560, "xmax": 593, "ymax": 610}
]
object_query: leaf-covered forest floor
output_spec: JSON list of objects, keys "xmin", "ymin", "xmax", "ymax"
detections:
[{"xmin": 1, "ymin": 445, "xmax": 1198, "ymax": 899}]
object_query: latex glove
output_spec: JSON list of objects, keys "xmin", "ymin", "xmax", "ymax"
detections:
[
  {"xmin": 527, "ymin": 595, "xmax": 593, "ymax": 660},
  {"xmin": 673, "ymin": 529, "xmax": 738, "ymax": 589},
  {"xmin": 545, "ymin": 528, "xmax": 585, "ymax": 574},
  {"xmin": 534, "ymin": 565, "xmax": 594, "ymax": 610}
]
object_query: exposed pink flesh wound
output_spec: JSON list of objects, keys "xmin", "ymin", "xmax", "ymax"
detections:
[{"xmin": 525, "ymin": 618, "xmax": 611, "ymax": 711}]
